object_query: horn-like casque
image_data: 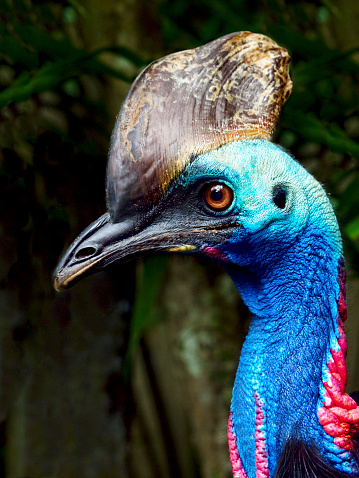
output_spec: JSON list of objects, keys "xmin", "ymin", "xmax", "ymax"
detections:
[{"xmin": 107, "ymin": 31, "xmax": 292, "ymax": 223}]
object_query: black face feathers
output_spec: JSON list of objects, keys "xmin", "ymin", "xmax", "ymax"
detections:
[{"xmin": 274, "ymin": 439, "xmax": 359, "ymax": 478}]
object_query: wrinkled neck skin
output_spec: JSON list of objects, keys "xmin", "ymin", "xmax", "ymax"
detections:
[{"xmin": 226, "ymin": 184, "xmax": 359, "ymax": 477}]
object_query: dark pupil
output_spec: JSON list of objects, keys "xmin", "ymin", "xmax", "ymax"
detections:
[
  {"xmin": 211, "ymin": 186, "xmax": 223, "ymax": 202},
  {"xmin": 273, "ymin": 187, "xmax": 286, "ymax": 209}
]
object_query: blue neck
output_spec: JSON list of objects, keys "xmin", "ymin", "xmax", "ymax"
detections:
[
  {"xmin": 184, "ymin": 139, "xmax": 354, "ymax": 475},
  {"xmin": 227, "ymin": 224, "xmax": 344, "ymax": 477}
]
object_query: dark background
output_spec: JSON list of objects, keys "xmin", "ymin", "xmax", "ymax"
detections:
[{"xmin": 1, "ymin": 1, "xmax": 359, "ymax": 477}]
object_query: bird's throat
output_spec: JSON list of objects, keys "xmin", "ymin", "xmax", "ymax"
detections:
[{"xmin": 227, "ymin": 236, "xmax": 359, "ymax": 477}]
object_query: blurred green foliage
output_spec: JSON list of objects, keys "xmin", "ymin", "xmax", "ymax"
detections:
[
  {"xmin": 0, "ymin": 7, "xmax": 144, "ymax": 109},
  {"xmin": 2, "ymin": 0, "xmax": 359, "ymax": 263},
  {"xmin": 124, "ymin": 256, "xmax": 168, "ymax": 378},
  {"xmin": 1, "ymin": 0, "xmax": 359, "ymax": 377}
]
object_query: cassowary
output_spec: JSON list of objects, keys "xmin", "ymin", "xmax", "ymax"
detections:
[{"xmin": 54, "ymin": 32, "xmax": 359, "ymax": 477}]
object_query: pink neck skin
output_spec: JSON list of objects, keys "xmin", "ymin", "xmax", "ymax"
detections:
[
  {"xmin": 228, "ymin": 393, "xmax": 269, "ymax": 478},
  {"xmin": 318, "ymin": 264, "xmax": 359, "ymax": 453}
]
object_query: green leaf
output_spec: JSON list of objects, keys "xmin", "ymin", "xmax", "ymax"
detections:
[
  {"xmin": 12, "ymin": 25, "xmax": 146, "ymax": 68},
  {"xmin": 0, "ymin": 32, "xmax": 39, "ymax": 69},
  {"xmin": 124, "ymin": 256, "xmax": 168, "ymax": 379},
  {"xmin": 336, "ymin": 174, "xmax": 359, "ymax": 222},
  {"xmin": 292, "ymin": 49, "xmax": 359, "ymax": 88},
  {"xmin": 281, "ymin": 108, "xmax": 359, "ymax": 159},
  {"xmin": 12, "ymin": 24, "xmax": 75, "ymax": 61},
  {"xmin": 0, "ymin": 21, "xmax": 146, "ymax": 107},
  {"xmin": 0, "ymin": 50, "xmax": 137, "ymax": 108},
  {"xmin": 346, "ymin": 216, "xmax": 359, "ymax": 247},
  {"xmin": 98, "ymin": 46, "xmax": 146, "ymax": 68}
]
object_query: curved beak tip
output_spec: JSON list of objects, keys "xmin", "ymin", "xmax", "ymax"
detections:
[
  {"xmin": 53, "ymin": 268, "xmax": 70, "ymax": 291},
  {"xmin": 53, "ymin": 278, "xmax": 61, "ymax": 292}
]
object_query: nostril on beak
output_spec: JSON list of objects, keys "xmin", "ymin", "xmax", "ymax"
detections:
[{"xmin": 75, "ymin": 246, "xmax": 97, "ymax": 261}]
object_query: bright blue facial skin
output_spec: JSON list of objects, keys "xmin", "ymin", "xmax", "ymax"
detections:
[{"xmin": 178, "ymin": 140, "xmax": 354, "ymax": 476}]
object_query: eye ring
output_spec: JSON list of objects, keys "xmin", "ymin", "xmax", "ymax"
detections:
[{"xmin": 204, "ymin": 183, "xmax": 234, "ymax": 211}]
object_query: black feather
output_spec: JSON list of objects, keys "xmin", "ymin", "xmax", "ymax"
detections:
[
  {"xmin": 274, "ymin": 439, "xmax": 359, "ymax": 478},
  {"xmin": 349, "ymin": 431, "xmax": 359, "ymax": 469},
  {"xmin": 350, "ymin": 391, "xmax": 359, "ymax": 406}
]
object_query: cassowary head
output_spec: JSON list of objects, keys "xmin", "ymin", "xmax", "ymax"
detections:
[{"xmin": 54, "ymin": 31, "xmax": 295, "ymax": 290}]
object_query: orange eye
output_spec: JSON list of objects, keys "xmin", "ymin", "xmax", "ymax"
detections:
[{"xmin": 204, "ymin": 183, "xmax": 234, "ymax": 211}]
